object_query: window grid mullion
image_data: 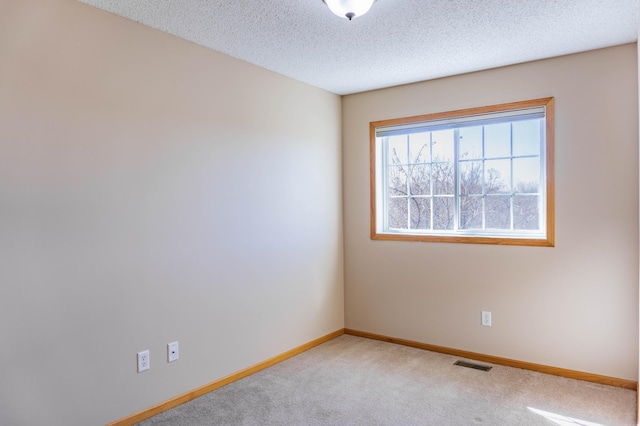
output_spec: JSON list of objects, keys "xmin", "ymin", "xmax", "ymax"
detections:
[
  {"xmin": 538, "ymin": 118, "xmax": 545, "ymax": 231},
  {"xmin": 481, "ymin": 126, "xmax": 486, "ymax": 230},
  {"xmin": 382, "ymin": 137, "xmax": 389, "ymax": 231},
  {"xmin": 429, "ymin": 132, "xmax": 434, "ymax": 231},
  {"xmin": 509, "ymin": 123, "xmax": 514, "ymax": 231},
  {"xmin": 405, "ymin": 135, "xmax": 410, "ymax": 229},
  {"xmin": 453, "ymin": 128, "xmax": 460, "ymax": 232}
]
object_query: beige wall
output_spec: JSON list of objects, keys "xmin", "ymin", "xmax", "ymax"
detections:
[
  {"xmin": 343, "ymin": 44, "xmax": 639, "ymax": 381},
  {"xmin": 0, "ymin": 1, "xmax": 343, "ymax": 425}
]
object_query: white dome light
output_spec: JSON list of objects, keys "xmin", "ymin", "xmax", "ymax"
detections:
[{"xmin": 323, "ymin": 0, "xmax": 376, "ymax": 20}]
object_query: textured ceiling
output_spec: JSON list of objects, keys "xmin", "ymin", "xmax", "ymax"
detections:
[{"xmin": 79, "ymin": 0, "xmax": 638, "ymax": 95}]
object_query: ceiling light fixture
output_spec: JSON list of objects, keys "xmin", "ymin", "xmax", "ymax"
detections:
[{"xmin": 323, "ymin": 0, "xmax": 376, "ymax": 20}]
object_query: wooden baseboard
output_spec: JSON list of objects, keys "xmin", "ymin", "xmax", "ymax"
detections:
[
  {"xmin": 108, "ymin": 329, "xmax": 345, "ymax": 426},
  {"xmin": 344, "ymin": 329, "xmax": 637, "ymax": 390},
  {"xmin": 110, "ymin": 327, "xmax": 635, "ymax": 424}
]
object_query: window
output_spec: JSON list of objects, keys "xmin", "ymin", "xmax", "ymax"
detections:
[{"xmin": 370, "ymin": 98, "xmax": 554, "ymax": 246}]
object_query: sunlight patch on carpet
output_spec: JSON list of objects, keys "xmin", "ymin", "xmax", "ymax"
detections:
[{"xmin": 527, "ymin": 407, "xmax": 604, "ymax": 426}]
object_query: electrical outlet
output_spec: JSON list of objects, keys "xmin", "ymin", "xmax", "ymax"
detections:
[
  {"xmin": 481, "ymin": 311, "xmax": 492, "ymax": 327},
  {"xmin": 137, "ymin": 350, "xmax": 150, "ymax": 372},
  {"xmin": 168, "ymin": 341, "xmax": 179, "ymax": 363}
]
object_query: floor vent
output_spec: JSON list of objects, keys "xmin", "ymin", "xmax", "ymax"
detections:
[{"xmin": 454, "ymin": 360, "xmax": 492, "ymax": 372}]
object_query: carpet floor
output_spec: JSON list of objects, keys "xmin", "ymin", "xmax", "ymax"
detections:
[{"xmin": 138, "ymin": 335, "xmax": 636, "ymax": 425}]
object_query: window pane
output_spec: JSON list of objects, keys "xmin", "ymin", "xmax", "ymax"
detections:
[
  {"xmin": 486, "ymin": 195, "xmax": 511, "ymax": 229},
  {"xmin": 433, "ymin": 197, "xmax": 454, "ymax": 230},
  {"xmin": 432, "ymin": 129, "xmax": 454, "ymax": 161},
  {"xmin": 409, "ymin": 132, "xmax": 430, "ymax": 164},
  {"xmin": 513, "ymin": 157, "xmax": 540, "ymax": 193},
  {"xmin": 388, "ymin": 197, "xmax": 408, "ymax": 229},
  {"xmin": 514, "ymin": 195, "xmax": 540, "ymax": 230},
  {"xmin": 513, "ymin": 119, "xmax": 541, "ymax": 156},
  {"xmin": 388, "ymin": 135, "xmax": 408, "ymax": 165},
  {"xmin": 432, "ymin": 162, "xmax": 454, "ymax": 195},
  {"xmin": 388, "ymin": 166, "xmax": 408, "ymax": 196},
  {"xmin": 410, "ymin": 165, "xmax": 431, "ymax": 195},
  {"xmin": 459, "ymin": 196, "xmax": 482, "ymax": 229},
  {"xmin": 410, "ymin": 197, "xmax": 431, "ymax": 230},
  {"xmin": 460, "ymin": 161, "xmax": 483, "ymax": 195},
  {"xmin": 373, "ymin": 98, "xmax": 552, "ymax": 245},
  {"xmin": 485, "ymin": 159, "xmax": 511, "ymax": 194},
  {"xmin": 459, "ymin": 126, "xmax": 482, "ymax": 160},
  {"xmin": 484, "ymin": 123, "xmax": 511, "ymax": 158}
]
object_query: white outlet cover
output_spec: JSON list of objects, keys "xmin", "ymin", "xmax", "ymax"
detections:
[
  {"xmin": 168, "ymin": 341, "xmax": 179, "ymax": 363},
  {"xmin": 137, "ymin": 350, "xmax": 150, "ymax": 372},
  {"xmin": 481, "ymin": 311, "xmax": 492, "ymax": 327}
]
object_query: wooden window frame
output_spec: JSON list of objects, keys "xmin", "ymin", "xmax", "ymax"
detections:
[{"xmin": 370, "ymin": 97, "xmax": 555, "ymax": 247}]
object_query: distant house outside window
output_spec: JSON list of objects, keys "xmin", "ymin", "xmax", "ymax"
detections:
[{"xmin": 370, "ymin": 97, "xmax": 554, "ymax": 246}]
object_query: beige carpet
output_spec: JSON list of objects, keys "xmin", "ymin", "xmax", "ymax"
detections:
[{"xmin": 138, "ymin": 335, "xmax": 636, "ymax": 425}]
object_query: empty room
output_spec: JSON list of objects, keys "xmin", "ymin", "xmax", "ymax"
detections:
[{"xmin": 1, "ymin": 0, "xmax": 638, "ymax": 425}]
